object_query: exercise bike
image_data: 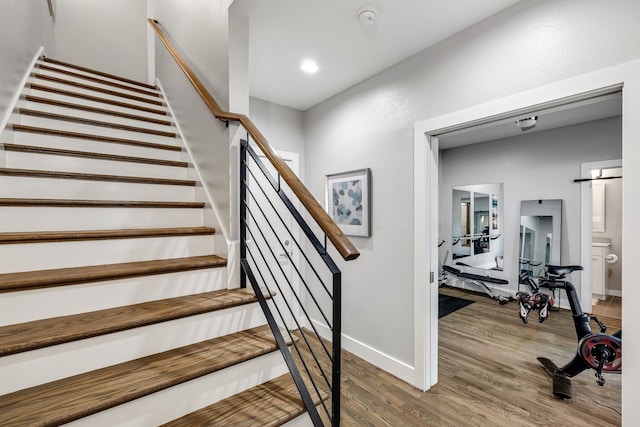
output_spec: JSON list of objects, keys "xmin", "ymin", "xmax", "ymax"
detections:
[{"xmin": 518, "ymin": 265, "xmax": 622, "ymax": 400}]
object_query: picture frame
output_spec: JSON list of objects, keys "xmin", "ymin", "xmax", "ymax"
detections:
[{"xmin": 325, "ymin": 168, "xmax": 371, "ymax": 237}]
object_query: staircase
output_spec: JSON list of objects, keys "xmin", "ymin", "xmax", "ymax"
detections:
[{"xmin": 0, "ymin": 56, "xmax": 317, "ymax": 426}]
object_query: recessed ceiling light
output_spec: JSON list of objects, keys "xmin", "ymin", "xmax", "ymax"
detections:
[{"xmin": 301, "ymin": 59, "xmax": 319, "ymax": 74}]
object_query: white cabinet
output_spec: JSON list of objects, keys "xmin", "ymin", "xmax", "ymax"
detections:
[{"xmin": 592, "ymin": 243, "xmax": 610, "ymax": 299}]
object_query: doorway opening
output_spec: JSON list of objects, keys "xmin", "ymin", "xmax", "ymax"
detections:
[
  {"xmin": 412, "ymin": 70, "xmax": 633, "ymax": 393},
  {"xmin": 582, "ymin": 162, "xmax": 623, "ymax": 320}
]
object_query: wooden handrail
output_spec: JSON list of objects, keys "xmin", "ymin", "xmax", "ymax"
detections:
[{"xmin": 148, "ymin": 19, "xmax": 359, "ymax": 261}]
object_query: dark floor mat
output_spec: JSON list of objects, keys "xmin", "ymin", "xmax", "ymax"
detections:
[{"xmin": 439, "ymin": 293, "xmax": 474, "ymax": 318}]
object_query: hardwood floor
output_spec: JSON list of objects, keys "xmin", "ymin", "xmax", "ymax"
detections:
[
  {"xmin": 298, "ymin": 286, "xmax": 621, "ymax": 426},
  {"xmin": 592, "ymin": 295, "xmax": 622, "ymax": 320}
]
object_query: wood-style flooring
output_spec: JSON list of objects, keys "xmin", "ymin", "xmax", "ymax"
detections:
[
  {"xmin": 592, "ymin": 295, "xmax": 622, "ymax": 320},
  {"xmin": 299, "ymin": 286, "xmax": 622, "ymax": 426}
]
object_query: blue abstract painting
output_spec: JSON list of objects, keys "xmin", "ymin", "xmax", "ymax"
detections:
[
  {"xmin": 332, "ymin": 179, "xmax": 363, "ymax": 226},
  {"xmin": 326, "ymin": 168, "xmax": 370, "ymax": 236}
]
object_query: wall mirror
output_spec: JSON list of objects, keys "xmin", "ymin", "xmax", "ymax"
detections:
[
  {"xmin": 518, "ymin": 199, "xmax": 562, "ymax": 276},
  {"xmin": 451, "ymin": 183, "xmax": 503, "ymax": 270}
]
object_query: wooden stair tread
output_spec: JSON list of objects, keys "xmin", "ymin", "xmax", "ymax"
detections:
[
  {"xmin": 0, "ymin": 325, "xmax": 282, "ymax": 426},
  {"xmin": 28, "ymin": 83, "xmax": 167, "ymax": 115},
  {"xmin": 0, "ymin": 226, "xmax": 215, "ymax": 244},
  {"xmin": 3, "ymin": 143, "xmax": 188, "ymax": 167},
  {"xmin": 33, "ymin": 73, "xmax": 164, "ymax": 106},
  {"xmin": 0, "ymin": 255, "xmax": 226, "ymax": 293},
  {"xmin": 0, "ymin": 287, "xmax": 258, "ymax": 356},
  {"xmin": 0, "ymin": 167, "xmax": 195, "ymax": 186},
  {"xmin": 162, "ymin": 373, "xmax": 327, "ymax": 427},
  {"xmin": 42, "ymin": 56, "xmax": 157, "ymax": 90},
  {"xmin": 37, "ymin": 62, "xmax": 160, "ymax": 98},
  {"xmin": 0, "ymin": 198, "xmax": 205, "ymax": 208},
  {"xmin": 25, "ymin": 95, "xmax": 172, "ymax": 125},
  {"xmin": 19, "ymin": 108, "xmax": 176, "ymax": 138},
  {"xmin": 11, "ymin": 124, "xmax": 181, "ymax": 152}
]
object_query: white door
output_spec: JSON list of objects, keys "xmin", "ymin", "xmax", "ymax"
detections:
[{"xmin": 247, "ymin": 150, "xmax": 300, "ymax": 329}]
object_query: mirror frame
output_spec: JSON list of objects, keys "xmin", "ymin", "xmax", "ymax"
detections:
[
  {"xmin": 518, "ymin": 199, "xmax": 562, "ymax": 275},
  {"xmin": 450, "ymin": 183, "xmax": 504, "ymax": 270}
]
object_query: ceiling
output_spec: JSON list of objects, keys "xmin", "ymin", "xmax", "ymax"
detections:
[
  {"xmin": 229, "ymin": 1, "xmax": 622, "ymax": 145},
  {"xmin": 230, "ymin": 0, "xmax": 521, "ymax": 111}
]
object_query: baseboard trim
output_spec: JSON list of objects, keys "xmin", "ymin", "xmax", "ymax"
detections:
[{"xmin": 310, "ymin": 319, "xmax": 416, "ymax": 385}]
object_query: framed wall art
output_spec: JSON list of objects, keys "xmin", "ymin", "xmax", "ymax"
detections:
[{"xmin": 325, "ymin": 168, "xmax": 371, "ymax": 237}]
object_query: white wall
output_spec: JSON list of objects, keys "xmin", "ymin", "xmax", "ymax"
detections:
[
  {"xmin": 0, "ymin": 0, "xmax": 53, "ymax": 130},
  {"xmin": 50, "ymin": 0, "xmax": 148, "ymax": 82},
  {"xmin": 440, "ymin": 117, "xmax": 622, "ymax": 305},
  {"xmin": 148, "ymin": 0, "xmax": 234, "ymax": 239},
  {"xmin": 304, "ymin": 0, "xmax": 640, "ymax": 373},
  {"xmin": 249, "ymin": 97, "xmax": 306, "ymax": 176},
  {"xmin": 150, "ymin": 0, "xmax": 232, "ymax": 110}
]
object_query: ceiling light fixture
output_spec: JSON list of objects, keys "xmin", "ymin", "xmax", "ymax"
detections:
[
  {"xmin": 357, "ymin": 8, "xmax": 377, "ymax": 26},
  {"xmin": 515, "ymin": 116, "xmax": 538, "ymax": 131},
  {"xmin": 300, "ymin": 59, "xmax": 319, "ymax": 74}
]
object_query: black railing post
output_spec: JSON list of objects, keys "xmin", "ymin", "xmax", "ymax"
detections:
[
  {"xmin": 332, "ymin": 272, "xmax": 342, "ymax": 426},
  {"xmin": 239, "ymin": 139, "xmax": 248, "ymax": 289}
]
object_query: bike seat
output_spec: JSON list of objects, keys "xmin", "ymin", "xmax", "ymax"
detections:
[{"xmin": 545, "ymin": 265, "xmax": 583, "ymax": 277}]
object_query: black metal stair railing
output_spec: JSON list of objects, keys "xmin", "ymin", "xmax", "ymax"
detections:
[{"xmin": 240, "ymin": 138, "xmax": 342, "ymax": 426}]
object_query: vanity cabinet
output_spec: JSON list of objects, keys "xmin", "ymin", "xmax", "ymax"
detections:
[{"xmin": 592, "ymin": 243, "xmax": 610, "ymax": 299}]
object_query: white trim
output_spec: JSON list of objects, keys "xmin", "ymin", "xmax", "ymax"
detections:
[
  {"xmin": 413, "ymin": 58, "xmax": 640, "ymax": 410},
  {"xmin": 412, "ymin": 129, "xmax": 429, "ymax": 390},
  {"xmin": 411, "ymin": 133, "xmax": 441, "ymax": 391},
  {"xmin": 579, "ymin": 159, "xmax": 622, "ymax": 311},
  {"xmin": 311, "ymin": 319, "xmax": 416, "ymax": 384},
  {"xmin": 0, "ymin": 46, "xmax": 45, "ymax": 135}
]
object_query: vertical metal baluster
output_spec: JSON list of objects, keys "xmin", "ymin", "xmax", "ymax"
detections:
[{"xmin": 240, "ymin": 139, "xmax": 248, "ymax": 289}]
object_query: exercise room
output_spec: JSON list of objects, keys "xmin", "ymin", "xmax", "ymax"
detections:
[{"xmin": 435, "ymin": 93, "xmax": 622, "ymax": 424}]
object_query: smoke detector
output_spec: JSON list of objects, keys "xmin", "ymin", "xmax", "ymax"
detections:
[
  {"xmin": 515, "ymin": 116, "xmax": 538, "ymax": 132},
  {"xmin": 358, "ymin": 8, "xmax": 377, "ymax": 26}
]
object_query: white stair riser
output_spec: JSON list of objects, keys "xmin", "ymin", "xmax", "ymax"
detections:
[
  {"xmin": 0, "ymin": 304, "xmax": 268, "ymax": 394},
  {"xmin": 1, "ymin": 126, "xmax": 14, "ymax": 146},
  {"xmin": 283, "ymin": 414, "xmax": 315, "ymax": 427},
  {"xmin": 26, "ymin": 87, "xmax": 170, "ymax": 120},
  {"xmin": 0, "ymin": 206, "xmax": 204, "ymax": 232},
  {"xmin": 35, "ymin": 61, "xmax": 159, "ymax": 95},
  {"xmin": 33, "ymin": 67, "xmax": 161, "ymax": 101},
  {"xmin": 12, "ymin": 130, "xmax": 181, "ymax": 160},
  {"xmin": 0, "ymin": 235, "xmax": 215, "ymax": 273},
  {"xmin": 0, "ymin": 268, "xmax": 227, "ymax": 326},
  {"xmin": 66, "ymin": 351, "xmax": 288, "ymax": 427},
  {"xmin": 16, "ymin": 114, "xmax": 179, "ymax": 146},
  {"xmin": 5, "ymin": 150, "xmax": 189, "ymax": 180},
  {"xmin": 0, "ymin": 175, "xmax": 196, "ymax": 202},
  {"xmin": 20, "ymin": 99, "xmax": 174, "ymax": 132},
  {"xmin": 27, "ymin": 77, "xmax": 163, "ymax": 110}
]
